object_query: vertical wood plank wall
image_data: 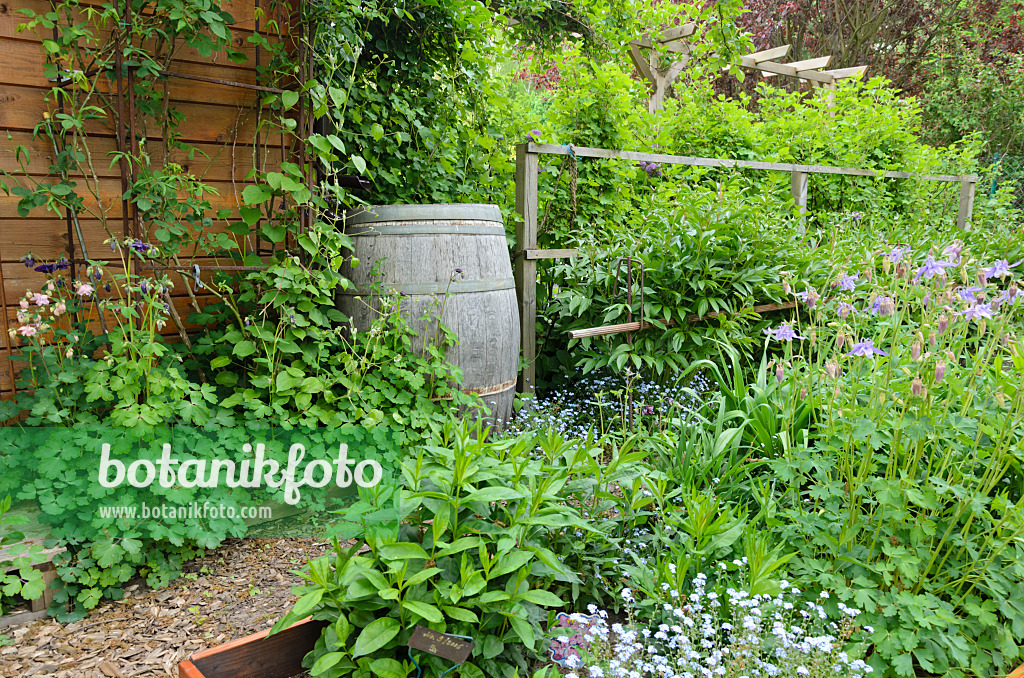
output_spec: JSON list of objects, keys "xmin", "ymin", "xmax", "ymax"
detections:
[{"xmin": 0, "ymin": 0, "xmax": 288, "ymax": 399}]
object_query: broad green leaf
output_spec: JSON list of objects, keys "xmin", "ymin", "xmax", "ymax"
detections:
[
  {"xmin": 352, "ymin": 617, "xmax": 400, "ymax": 657},
  {"xmin": 402, "ymin": 600, "xmax": 443, "ymax": 623},
  {"xmin": 515, "ymin": 589, "xmax": 564, "ymax": 607},
  {"xmin": 378, "ymin": 543, "xmax": 430, "ymax": 561},
  {"xmin": 311, "ymin": 651, "xmax": 346, "ymax": 676}
]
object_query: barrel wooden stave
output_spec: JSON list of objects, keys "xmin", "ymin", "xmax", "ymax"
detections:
[{"xmin": 338, "ymin": 205, "xmax": 519, "ymax": 425}]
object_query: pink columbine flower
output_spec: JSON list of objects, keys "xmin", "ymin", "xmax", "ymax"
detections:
[
  {"xmin": 31, "ymin": 292, "xmax": 50, "ymax": 306},
  {"xmin": 53, "ymin": 301, "xmax": 67, "ymax": 316},
  {"xmin": 19, "ymin": 299, "xmax": 29, "ymax": 310},
  {"xmin": 18, "ymin": 325, "xmax": 38, "ymax": 337},
  {"xmin": 65, "ymin": 347, "xmax": 74, "ymax": 359},
  {"xmin": 76, "ymin": 283, "xmax": 95, "ymax": 297}
]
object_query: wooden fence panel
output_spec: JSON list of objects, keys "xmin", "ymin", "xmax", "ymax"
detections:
[{"xmin": 0, "ymin": 0, "xmax": 291, "ymax": 398}]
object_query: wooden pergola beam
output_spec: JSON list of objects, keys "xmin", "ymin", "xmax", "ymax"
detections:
[
  {"xmin": 629, "ymin": 26, "xmax": 867, "ymax": 111},
  {"xmin": 743, "ymin": 44, "xmax": 791, "ymax": 63},
  {"xmin": 822, "ymin": 65, "xmax": 868, "ymax": 80},
  {"xmin": 768, "ymin": 55, "xmax": 832, "ymax": 71}
]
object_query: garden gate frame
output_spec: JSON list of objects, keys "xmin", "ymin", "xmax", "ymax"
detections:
[{"xmin": 512, "ymin": 141, "xmax": 980, "ymax": 394}]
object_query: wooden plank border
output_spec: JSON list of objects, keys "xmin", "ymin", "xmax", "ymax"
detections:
[{"xmin": 512, "ymin": 142, "xmax": 979, "ymax": 394}]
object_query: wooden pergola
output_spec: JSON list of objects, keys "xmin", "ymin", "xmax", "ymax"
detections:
[{"xmin": 628, "ymin": 24, "xmax": 868, "ymax": 113}]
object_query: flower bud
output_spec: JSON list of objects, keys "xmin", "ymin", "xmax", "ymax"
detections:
[
  {"xmin": 810, "ymin": 331, "xmax": 817, "ymax": 346},
  {"xmin": 883, "ymin": 258, "xmax": 891, "ymax": 275},
  {"xmin": 996, "ymin": 392, "xmax": 1006, "ymax": 409},
  {"xmin": 934, "ymin": 362, "xmax": 946, "ymax": 383},
  {"xmin": 836, "ymin": 331, "xmax": 846, "ymax": 351},
  {"xmin": 937, "ymin": 314, "xmax": 948, "ymax": 335},
  {"xmin": 775, "ymin": 363, "xmax": 784, "ymax": 384},
  {"xmin": 800, "ymin": 387, "xmax": 808, "ymax": 400},
  {"xmin": 911, "ymin": 341, "xmax": 921, "ymax": 362},
  {"xmin": 896, "ymin": 264, "xmax": 908, "ymax": 279},
  {"xmin": 928, "ymin": 331, "xmax": 937, "ymax": 347},
  {"xmin": 911, "ymin": 377, "xmax": 923, "ymax": 397},
  {"xmin": 825, "ymin": 360, "xmax": 840, "ymax": 379},
  {"xmin": 783, "ymin": 280, "xmax": 791, "ymax": 295},
  {"xmin": 879, "ymin": 297, "xmax": 895, "ymax": 316},
  {"xmin": 1001, "ymin": 333, "xmax": 1010, "ymax": 347},
  {"xmin": 978, "ymin": 320, "xmax": 986, "ymax": 336},
  {"xmin": 977, "ymin": 269, "xmax": 987, "ymax": 287}
]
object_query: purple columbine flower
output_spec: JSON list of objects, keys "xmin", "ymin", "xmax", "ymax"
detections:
[
  {"xmin": 913, "ymin": 255, "xmax": 956, "ymax": 283},
  {"xmin": 640, "ymin": 405, "xmax": 654, "ymax": 416},
  {"xmin": 837, "ymin": 274, "xmax": 858, "ymax": 292},
  {"xmin": 128, "ymin": 240, "xmax": 151, "ymax": 254},
  {"xmin": 981, "ymin": 259, "xmax": 1021, "ymax": 280},
  {"xmin": 882, "ymin": 245, "xmax": 910, "ymax": 264},
  {"xmin": 850, "ymin": 211, "xmax": 864, "ymax": 221},
  {"xmin": 34, "ymin": 259, "xmax": 70, "ymax": 274},
  {"xmin": 764, "ymin": 323, "xmax": 806, "ymax": 342},
  {"xmin": 836, "ymin": 301, "xmax": 856, "ymax": 318},
  {"xmin": 795, "ymin": 289, "xmax": 819, "ymax": 309},
  {"xmin": 844, "ymin": 339, "xmax": 889, "ymax": 358},
  {"xmin": 957, "ymin": 286, "xmax": 983, "ymax": 302},
  {"xmin": 526, "ymin": 129, "xmax": 541, "ymax": 142},
  {"xmin": 996, "ymin": 286, "xmax": 1021, "ymax": 306},
  {"xmin": 942, "ymin": 241, "xmax": 964, "ymax": 263},
  {"xmin": 959, "ymin": 303, "xmax": 994, "ymax": 321},
  {"xmin": 643, "ymin": 162, "xmax": 662, "ymax": 177},
  {"xmin": 870, "ymin": 296, "xmax": 895, "ymax": 316},
  {"xmin": 21, "ymin": 254, "xmax": 35, "ymax": 268}
]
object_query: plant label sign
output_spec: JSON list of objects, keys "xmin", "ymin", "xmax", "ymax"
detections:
[{"xmin": 408, "ymin": 625, "xmax": 474, "ymax": 664}]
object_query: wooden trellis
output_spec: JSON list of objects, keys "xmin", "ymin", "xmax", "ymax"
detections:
[
  {"xmin": 512, "ymin": 142, "xmax": 979, "ymax": 395},
  {"xmin": 628, "ymin": 25, "xmax": 868, "ymax": 113}
]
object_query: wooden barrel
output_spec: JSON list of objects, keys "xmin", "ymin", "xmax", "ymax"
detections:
[{"xmin": 337, "ymin": 204, "xmax": 520, "ymax": 426}]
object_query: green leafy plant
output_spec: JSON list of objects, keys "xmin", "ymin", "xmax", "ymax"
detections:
[
  {"xmin": 0, "ymin": 494, "xmax": 48, "ymax": 615},
  {"xmin": 271, "ymin": 422, "xmax": 597, "ymax": 678}
]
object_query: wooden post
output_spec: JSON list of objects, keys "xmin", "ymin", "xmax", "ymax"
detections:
[
  {"xmin": 791, "ymin": 170, "xmax": 808, "ymax": 232},
  {"xmin": 514, "ymin": 144, "xmax": 539, "ymax": 395},
  {"xmin": 957, "ymin": 178, "xmax": 976, "ymax": 228}
]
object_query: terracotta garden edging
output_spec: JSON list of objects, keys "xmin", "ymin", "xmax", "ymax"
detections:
[{"xmin": 178, "ymin": 617, "xmax": 326, "ymax": 678}]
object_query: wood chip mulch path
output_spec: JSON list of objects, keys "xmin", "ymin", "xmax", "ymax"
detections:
[{"xmin": 0, "ymin": 538, "xmax": 328, "ymax": 678}]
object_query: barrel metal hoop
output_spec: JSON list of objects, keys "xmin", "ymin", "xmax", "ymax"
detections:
[
  {"xmin": 345, "ymin": 222, "xmax": 506, "ymax": 237},
  {"xmin": 345, "ymin": 204, "xmax": 502, "ymax": 226},
  {"xmin": 338, "ymin": 277, "xmax": 516, "ymax": 296},
  {"xmin": 436, "ymin": 378, "xmax": 517, "ymax": 400}
]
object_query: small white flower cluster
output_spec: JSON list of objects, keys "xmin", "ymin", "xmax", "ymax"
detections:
[{"xmin": 561, "ymin": 575, "xmax": 872, "ymax": 678}]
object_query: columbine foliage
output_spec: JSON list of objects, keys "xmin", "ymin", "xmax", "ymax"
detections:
[{"xmin": 757, "ymin": 239, "xmax": 1024, "ymax": 676}]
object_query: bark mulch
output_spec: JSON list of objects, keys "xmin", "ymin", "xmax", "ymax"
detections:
[{"xmin": 0, "ymin": 538, "xmax": 327, "ymax": 678}]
